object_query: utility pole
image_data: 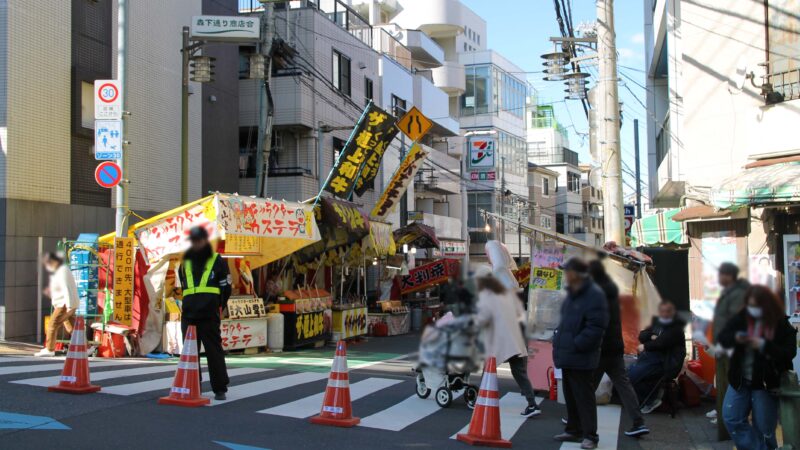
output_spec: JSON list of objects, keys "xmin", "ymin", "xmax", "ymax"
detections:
[
  {"xmin": 597, "ymin": 0, "xmax": 624, "ymax": 244},
  {"xmin": 116, "ymin": 0, "xmax": 129, "ymax": 237},
  {"xmin": 634, "ymin": 118, "xmax": 642, "ymax": 218},
  {"xmin": 399, "ymin": 134, "xmax": 408, "ymax": 227},
  {"xmin": 181, "ymin": 27, "xmax": 190, "ymax": 205},
  {"xmin": 255, "ymin": 2, "xmax": 275, "ymax": 198},
  {"xmin": 460, "ymin": 138, "xmax": 469, "ymax": 278},
  {"xmin": 500, "ymin": 156, "xmax": 506, "ymax": 243}
]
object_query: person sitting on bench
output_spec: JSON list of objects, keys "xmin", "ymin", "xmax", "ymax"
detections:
[{"xmin": 628, "ymin": 300, "xmax": 686, "ymax": 413}]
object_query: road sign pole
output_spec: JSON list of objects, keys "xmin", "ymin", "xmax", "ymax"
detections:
[{"xmin": 115, "ymin": 0, "xmax": 129, "ymax": 237}]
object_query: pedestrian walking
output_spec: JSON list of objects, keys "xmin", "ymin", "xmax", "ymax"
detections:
[
  {"xmin": 587, "ymin": 260, "xmax": 649, "ymax": 437},
  {"xmin": 178, "ymin": 226, "xmax": 232, "ymax": 400},
  {"xmin": 35, "ymin": 252, "xmax": 80, "ymax": 357},
  {"xmin": 712, "ymin": 262, "xmax": 749, "ymax": 437},
  {"xmin": 552, "ymin": 257, "xmax": 609, "ymax": 450},
  {"xmin": 719, "ymin": 285, "xmax": 796, "ymax": 450},
  {"xmin": 473, "ymin": 267, "xmax": 541, "ymax": 418},
  {"xmin": 628, "ymin": 301, "xmax": 686, "ymax": 412}
]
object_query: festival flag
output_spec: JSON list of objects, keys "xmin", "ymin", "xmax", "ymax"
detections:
[{"xmin": 371, "ymin": 143, "xmax": 429, "ymax": 219}]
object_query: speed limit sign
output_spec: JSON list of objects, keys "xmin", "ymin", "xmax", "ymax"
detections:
[{"xmin": 94, "ymin": 79, "xmax": 122, "ymax": 119}]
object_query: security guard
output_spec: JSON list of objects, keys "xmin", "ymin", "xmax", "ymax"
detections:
[{"xmin": 179, "ymin": 226, "xmax": 231, "ymax": 400}]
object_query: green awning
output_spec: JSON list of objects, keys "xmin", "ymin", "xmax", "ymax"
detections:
[
  {"xmin": 630, "ymin": 208, "xmax": 687, "ymax": 247},
  {"xmin": 710, "ymin": 161, "xmax": 800, "ymax": 210}
]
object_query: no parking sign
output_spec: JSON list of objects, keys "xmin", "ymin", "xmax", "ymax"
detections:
[{"xmin": 95, "ymin": 161, "xmax": 123, "ymax": 189}]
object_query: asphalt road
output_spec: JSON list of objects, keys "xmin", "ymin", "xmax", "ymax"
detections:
[{"xmin": 0, "ymin": 335, "xmax": 725, "ymax": 450}]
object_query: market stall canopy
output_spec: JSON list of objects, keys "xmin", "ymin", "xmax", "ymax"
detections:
[
  {"xmin": 710, "ymin": 161, "xmax": 800, "ymax": 210},
  {"xmin": 393, "ymin": 223, "xmax": 439, "ymax": 249},
  {"xmin": 100, "ymin": 194, "xmax": 321, "ymax": 269},
  {"xmin": 294, "ymin": 197, "xmax": 370, "ymax": 266},
  {"xmin": 672, "ymin": 204, "xmax": 735, "ymax": 222},
  {"xmin": 629, "ymin": 208, "xmax": 688, "ymax": 248}
]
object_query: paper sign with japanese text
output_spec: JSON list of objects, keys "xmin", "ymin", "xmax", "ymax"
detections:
[
  {"xmin": 400, "ymin": 258, "xmax": 460, "ymax": 294},
  {"xmin": 220, "ymin": 318, "xmax": 267, "ymax": 351},
  {"xmin": 324, "ymin": 102, "xmax": 398, "ymax": 198},
  {"xmin": 372, "ymin": 143, "xmax": 428, "ymax": 219},
  {"xmin": 530, "ymin": 267, "xmax": 563, "ymax": 291},
  {"xmin": 224, "ymin": 234, "xmax": 259, "ymax": 255},
  {"xmin": 113, "ymin": 237, "xmax": 135, "ymax": 325},
  {"xmin": 226, "ymin": 297, "xmax": 267, "ymax": 320}
]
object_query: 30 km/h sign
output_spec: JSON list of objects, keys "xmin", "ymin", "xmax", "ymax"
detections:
[
  {"xmin": 95, "ymin": 161, "xmax": 123, "ymax": 189},
  {"xmin": 94, "ymin": 80, "xmax": 122, "ymax": 119},
  {"xmin": 396, "ymin": 106, "xmax": 433, "ymax": 142}
]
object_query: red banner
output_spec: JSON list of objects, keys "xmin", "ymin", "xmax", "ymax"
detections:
[{"xmin": 399, "ymin": 258, "xmax": 460, "ymax": 294}]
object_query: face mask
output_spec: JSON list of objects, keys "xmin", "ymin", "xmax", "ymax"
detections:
[
  {"xmin": 658, "ymin": 317, "xmax": 673, "ymax": 325},
  {"xmin": 747, "ymin": 306, "xmax": 763, "ymax": 319},
  {"xmin": 45, "ymin": 265, "xmax": 56, "ymax": 274}
]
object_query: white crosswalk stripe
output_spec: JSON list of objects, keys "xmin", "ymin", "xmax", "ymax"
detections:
[
  {"xmin": 207, "ymin": 371, "xmax": 329, "ymax": 406},
  {"xmin": 0, "ymin": 359, "xmax": 135, "ymax": 376},
  {"xmin": 101, "ymin": 367, "xmax": 267, "ymax": 396},
  {"xmin": 0, "ymin": 356, "xmax": 38, "ymax": 364},
  {"xmin": 449, "ymin": 394, "xmax": 544, "ymax": 440},
  {"xmin": 358, "ymin": 390, "xmax": 464, "ymax": 431},
  {"xmin": 258, "ymin": 377, "xmax": 403, "ymax": 418},
  {"xmin": 559, "ymin": 404, "xmax": 621, "ymax": 450},
  {"xmin": 11, "ymin": 364, "xmax": 177, "ymax": 387}
]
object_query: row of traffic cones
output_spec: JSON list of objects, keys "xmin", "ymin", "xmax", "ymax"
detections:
[{"xmin": 47, "ymin": 321, "xmax": 512, "ymax": 447}]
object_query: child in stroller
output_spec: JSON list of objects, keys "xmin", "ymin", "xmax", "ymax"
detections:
[{"xmin": 414, "ymin": 313, "xmax": 483, "ymax": 408}]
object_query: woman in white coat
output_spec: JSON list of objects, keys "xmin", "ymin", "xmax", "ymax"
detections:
[{"xmin": 474, "ymin": 271, "xmax": 541, "ymax": 418}]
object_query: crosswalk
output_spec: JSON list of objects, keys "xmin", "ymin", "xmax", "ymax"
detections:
[{"xmin": 0, "ymin": 356, "xmax": 621, "ymax": 447}]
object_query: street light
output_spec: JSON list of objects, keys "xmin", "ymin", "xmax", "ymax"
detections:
[
  {"xmin": 189, "ymin": 55, "xmax": 215, "ymax": 83},
  {"xmin": 541, "ymin": 51, "xmax": 569, "ymax": 81},
  {"xmin": 563, "ymin": 72, "xmax": 590, "ymax": 100},
  {"xmin": 249, "ymin": 54, "xmax": 266, "ymax": 79}
]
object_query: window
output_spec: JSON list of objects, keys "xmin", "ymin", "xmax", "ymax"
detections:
[
  {"xmin": 332, "ymin": 50, "xmax": 351, "ymax": 96},
  {"xmin": 467, "ymin": 192, "xmax": 493, "ymax": 228},
  {"xmin": 540, "ymin": 215, "xmax": 552, "ymax": 230},
  {"xmin": 332, "ymin": 137, "xmax": 346, "ymax": 163},
  {"xmin": 542, "ymin": 177, "xmax": 549, "ymax": 196},
  {"xmin": 364, "ymin": 77, "xmax": 373, "ymax": 106},
  {"xmin": 477, "ymin": 35, "xmax": 480, "ymax": 45},
  {"xmin": 391, "ymin": 94, "xmax": 407, "ymax": 116},
  {"xmin": 567, "ymin": 172, "xmax": 581, "ymax": 193},
  {"xmin": 462, "ymin": 65, "xmax": 491, "ymax": 115},
  {"xmin": 80, "ymin": 82, "xmax": 94, "ymax": 129},
  {"xmin": 464, "ymin": 42, "xmax": 468, "ymax": 52}
]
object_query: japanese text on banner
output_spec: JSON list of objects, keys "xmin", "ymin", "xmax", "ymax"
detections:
[
  {"xmin": 372, "ymin": 143, "xmax": 428, "ymax": 218},
  {"xmin": 113, "ymin": 237, "xmax": 135, "ymax": 325}
]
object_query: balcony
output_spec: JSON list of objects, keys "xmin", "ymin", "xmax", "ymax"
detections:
[
  {"xmin": 431, "ymin": 63, "xmax": 466, "ymax": 95},
  {"xmin": 240, "ymin": 74, "xmax": 315, "ymax": 129},
  {"xmin": 422, "ymin": 213, "xmax": 462, "ymax": 240},
  {"xmin": 413, "ymin": 72, "xmax": 459, "ymax": 135},
  {"xmin": 398, "ymin": 29, "xmax": 445, "ymax": 68},
  {"xmin": 528, "ymin": 147, "xmax": 579, "ymax": 166},
  {"xmin": 415, "ymin": 170, "xmax": 460, "ymax": 195},
  {"xmin": 373, "ymin": 27, "xmax": 412, "ymax": 71}
]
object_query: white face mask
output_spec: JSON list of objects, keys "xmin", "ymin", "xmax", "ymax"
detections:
[
  {"xmin": 747, "ymin": 306, "xmax": 763, "ymax": 319},
  {"xmin": 45, "ymin": 265, "xmax": 56, "ymax": 274},
  {"xmin": 658, "ymin": 317, "xmax": 673, "ymax": 325}
]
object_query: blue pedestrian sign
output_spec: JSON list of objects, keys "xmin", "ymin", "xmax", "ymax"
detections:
[{"xmin": 95, "ymin": 119, "xmax": 123, "ymax": 160}]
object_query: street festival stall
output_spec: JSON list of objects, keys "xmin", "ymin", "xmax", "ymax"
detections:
[
  {"xmin": 483, "ymin": 211, "xmax": 661, "ymax": 394},
  {"xmin": 99, "ymin": 193, "xmax": 321, "ymax": 355}
]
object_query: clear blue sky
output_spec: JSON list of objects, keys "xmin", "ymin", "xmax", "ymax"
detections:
[{"xmin": 462, "ymin": 0, "xmax": 649, "ymax": 199}]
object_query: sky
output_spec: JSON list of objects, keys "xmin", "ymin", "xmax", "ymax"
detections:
[{"xmin": 461, "ymin": 0, "xmax": 649, "ymax": 201}]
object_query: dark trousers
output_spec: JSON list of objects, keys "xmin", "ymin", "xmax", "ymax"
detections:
[
  {"xmin": 508, "ymin": 355, "xmax": 537, "ymax": 407},
  {"xmin": 563, "ymin": 368, "xmax": 599, "ymax": 442},
  {"xmin": 627, "ymin": 353, "xmax": 665, "ymax": 403},
  {"xmin": 716, "ymin": 356, "xmax": 731, "ymax": 441},
  {"xmin": 181, "ymin": 318, "xmax": 230, "ymax": 394},
  {"xmin": 592, "ymin": 354, "xmax": 644, "ymax": 426}
]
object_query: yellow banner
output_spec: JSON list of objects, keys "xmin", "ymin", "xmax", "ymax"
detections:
[
  {"xmin": 113, "ymin": 237, "xmax": 135, "ymax": 325},
  {"xmin": 530, "ymin": 267, "xmax": 563, "ymax": 291},
  {"xmin": 372, "ymin": 143, "xmax": 428, "ymax": 218}
]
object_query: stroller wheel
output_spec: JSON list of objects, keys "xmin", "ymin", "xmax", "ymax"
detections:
[
  {"xmin": 415, "ymin": 374, "xmax": 431, "ymax": 399},
  {"xmin": 435, "ymin": 387, "xmax": 453, "ymax": 408},
  {"xmin": 464, "ymin": 384, "xmax": 479, "ymax": 409}
]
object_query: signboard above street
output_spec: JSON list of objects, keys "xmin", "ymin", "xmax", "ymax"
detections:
[
  {"xmin": 191, "ymin": 16, "xmax": 260, "ymax": 42},
  {"xmin": 624, "ymin": 204, "xmax": 635, "ymax": 235},
  {"xmin": 95, "ymin": 119, "xmax": 122, "ymax": 160},
  {"xmin": 396, "ymin": 106, "xmax": 433, "ymax": 142},
  {"xmin": 468, "ymin": 136, "xmax": 496, "ymax": 169},
  {"xmin": 94, "ymin": 80, "xmax": 122, "ymax": 119},
  {"xmin": 470, "ymin": 171, "xmax": 496, "ymax": 181},
  {"xmin": 407, "ymin": 211, "xmax": 424, "ymax": 221}
]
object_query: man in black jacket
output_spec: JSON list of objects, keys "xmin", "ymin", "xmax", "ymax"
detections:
[
  {"xmin": 553, "ymin": 258, "xmax": 609, "ymax": 450},
  {"xmin": 179, "ymin": 226, "xmax": 232, "ymax": 400},
  {"xmin": 628, "ymin": 301, "xmax": 686, "ymax": 412},
  {"xmin": 588, "ymin": 260, "xmax": 649, "ymax": 437}
]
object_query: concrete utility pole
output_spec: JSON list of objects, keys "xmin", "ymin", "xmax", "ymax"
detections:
[
  {"xmin": 255, "ymin": 2, "xmax": 275, "ymax": 198},
  {"xmin": 500, "ymin": 156, "xmax": 506, "ymax": 243},
  {"xmin": 597, "ymin": 0, "xmax": 625, "ymax": 244},
  {"xmin": 116, "ymin": 0, "xmax": 129, "ymax": 237},
  {"xmin": 634, "ymin": 118, "xmax": 642, "ymax": 218},
  {"xmin": 460, "ymin": 139, "xmax": 469, "ymax": 278},
  {"xmin": 181, "ymin": 27, "xmax": 190, "ymax": 205}
]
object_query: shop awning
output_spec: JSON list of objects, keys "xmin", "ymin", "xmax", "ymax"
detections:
[
  {"xmin": 710, "ymin": 161, "xmax": 800, "ymax": 210},
  {"xmin": 630, "ymin": 208, "xmax": 688, "ymax": 248},
  {"xmin": 294, "ymin": 197, "xmax": 371, "ymax": 266},
  {"xmin": 399, "ymin": 258, "xmax": 460, "ymax": 294},
  {"xmin": 672, "ymin": 205, "xmax": 733, "ymax": 222},
  {"xmin": 393, "ymin": 223, "xmax": 439, "ymax": 249}
]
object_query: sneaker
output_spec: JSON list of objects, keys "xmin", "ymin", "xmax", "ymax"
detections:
[
  {"xmin": 710, "ymin": 418, "xmax": 717, "ymax": 425},
  {"xmin": 553, "ymin": 432, "xmax": 581, "ymax": 443},
  {"xmin": 640, "ymin": 398, "xmax": 662, "ymax": 414},
  {"xmin": 705, "ymin": 409, "xmax": 717, "ymax": 419},
  {"xmin": 214, "ymin": 392, "xmax": 227, "ymax": 401},
  {"xmin": 521, "ymin": 405, "xmax": 541, "ymax": 418},
  {"xmin": 34, "ymin": 349, "xmax": 55, "ymax": 357},
  {"xmin": 624, "ymin": 424, "xmax": 650, "ymax": 437},
  {"xmin": 580, "ymin": 439, "xmax": 598, "ymax": 449},
  {"xmin": 561, "ymin": 417, "xmax": 568, "ymax": 425}
]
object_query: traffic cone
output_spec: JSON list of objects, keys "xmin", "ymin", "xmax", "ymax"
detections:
[
  {"xmin": 309, "ymin": 340, "xmax": 360, "ymax": 427},
  {"xmin": 456, "ymin": 357, "xmax": 511, "ymax": 448},
  {"xmin": 158, "ymin": 325, "xmax": 210, "ymax": 407},
  {"xmin": 48, "ymin": 316, "xmax": 101, "ymax": 394}
]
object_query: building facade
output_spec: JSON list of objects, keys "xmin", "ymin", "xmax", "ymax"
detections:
[{"xmin": 528, "ymin": 164, "xmax": 559, "ymax": 233}]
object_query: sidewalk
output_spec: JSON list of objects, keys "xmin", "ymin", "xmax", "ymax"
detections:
[
  {"xmin": 0, "ymin": 340, "xmax": 41, "ymax": 355},
  {"xmin": 620, "ymin": 400, "xmax": 732, "ymax": 450}
]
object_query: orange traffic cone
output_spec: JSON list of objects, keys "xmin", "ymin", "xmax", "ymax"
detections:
[
  {"xmin": 309, "ymin": 340, "xmax": 360, "ymax": 427},
  {"xmin": 158, "ymin": 325, "xmax": 210, "ymax": 407},
  {"xmin": 457, "ymin": 357, "xmax": 511, "ymax": 448},
  {"xmin": 48, "ymin": 316, "xmax": 101, "ymax": 394}
]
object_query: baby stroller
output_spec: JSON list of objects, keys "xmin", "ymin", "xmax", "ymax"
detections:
[{"xmin": 414, "ymin": 314, "xmax": 483, "ymax": 408}]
